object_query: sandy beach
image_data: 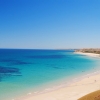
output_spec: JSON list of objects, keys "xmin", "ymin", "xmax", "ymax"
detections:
[
  {"xmin": 1, "ymin": 0, "xmax": 100, "ymax": 99},
  {"xmin": 21, "ymin": 72, "xmax": 100, "ymax": 100},
  {"xmin": 17, "ymin": 52, "xmax": 100, "ymax": 100},
  {"xmin": 75, "ymin": 52, "xmax": 100, "ymax": 58}
]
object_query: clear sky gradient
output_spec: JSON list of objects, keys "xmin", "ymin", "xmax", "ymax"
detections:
[{"xmin": 0, "ymin": 0, "xmax": 100, "ymax": 49}]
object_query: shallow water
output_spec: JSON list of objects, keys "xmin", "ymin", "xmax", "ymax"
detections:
[{"xmin": 0, "ymin": 49, "xmax": 100, "ymax": 100}]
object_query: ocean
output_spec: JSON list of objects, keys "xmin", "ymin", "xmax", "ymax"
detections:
[{"xmin": 0, "ymin": 49, "xmax": 100, "ymax": 100}]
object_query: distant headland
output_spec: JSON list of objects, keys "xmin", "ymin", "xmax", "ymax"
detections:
[{"xmin": 75, "ymin": 48, "xmax": 100, "ymax": 54}]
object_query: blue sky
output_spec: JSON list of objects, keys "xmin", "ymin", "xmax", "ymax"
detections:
[{"xmin": 0, "ymin": 0, "xmax": 100, "ymax": 49}]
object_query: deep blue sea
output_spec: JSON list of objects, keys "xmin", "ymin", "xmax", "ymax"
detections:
[{"xmin": 0, "ymin": 49, "xmax": 100, "ymax": 100}]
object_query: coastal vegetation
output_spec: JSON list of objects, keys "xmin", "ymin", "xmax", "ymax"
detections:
[{"xmin": 75, "ymin": 48, "xmax": 100, "ymax": 54}]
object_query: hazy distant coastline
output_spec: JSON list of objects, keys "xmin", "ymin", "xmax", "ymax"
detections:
[
  {"xmin": 75, "ymin": 48, "xmax": 100, "ymax": 54},
  {"xmin": 75, "ymin": 48, "xmax": 100, "ymax": 57}
]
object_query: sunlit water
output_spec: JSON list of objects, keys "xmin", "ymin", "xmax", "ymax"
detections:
[{"xmin": 0, "ymin": 49, "xmax": 100, "ymax": 100}]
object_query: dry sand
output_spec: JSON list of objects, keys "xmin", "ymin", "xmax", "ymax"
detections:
[
  {"xmin": 74, "ymin": 52, "xmax": 100, "ymax": 58},
  {"xmin": 16, "ymin": 52, "xmax": 100, "ymax": 100},
  {"xmin": 22, "ymin": 73, "xmax": 100, "ymax": 100}
]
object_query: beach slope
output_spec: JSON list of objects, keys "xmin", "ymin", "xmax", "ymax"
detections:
[{"xmin": 23, "ymin": 73, "xmax": 100, "ymax": 100}]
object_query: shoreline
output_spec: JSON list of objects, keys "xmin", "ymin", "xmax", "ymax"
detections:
[
  {"xmin": 21, "ymin": 71, "xmax": 100, "ymax": 100},
  {"xmin": 74, "ymin": 52, "xmax": 100, "ymax": 58},
  {"xmin": 12, "ymin": 52, "xmax": 100, "ymax": 100},
  {"xmin": 14, "ymin": 70, "xmax": 100, "ymax": 100}
]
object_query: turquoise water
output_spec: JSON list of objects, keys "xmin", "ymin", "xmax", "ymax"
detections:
[{"xmin": 0, "ymin": 49, "xmax": 100, "ymax": 100}]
